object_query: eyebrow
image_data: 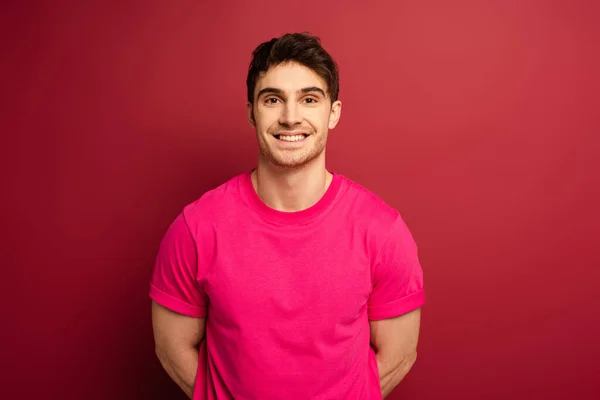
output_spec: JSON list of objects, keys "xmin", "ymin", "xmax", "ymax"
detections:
[{"xmin": 257, "ymin": 86, "xmax": 327, "ymax": 99}]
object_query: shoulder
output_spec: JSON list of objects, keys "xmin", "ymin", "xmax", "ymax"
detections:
[
  {"xmin": 180, "ymin": 172, "xmax": 247, "ymax": 232},
  {"xmin": 334, "ymin": 173, "xmax": 417, "ymax": 256},
  {"xmin": 336, "ymin": 173, "xmax": 401, "ymax": 227}
]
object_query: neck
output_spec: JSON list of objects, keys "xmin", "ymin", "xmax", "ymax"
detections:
[{"xmin": 252, "ymin": 158, "xmax": 333, "ymax": 212}]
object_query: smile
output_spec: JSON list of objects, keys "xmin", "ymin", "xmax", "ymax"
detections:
[{"xmin": 274, "ymin": 134, "xmax": 309, "ymax": 142}]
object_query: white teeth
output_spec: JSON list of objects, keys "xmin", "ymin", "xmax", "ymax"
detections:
[{"xmin": 278, "ymin": 135, "xmax": 305, "ymax": 142}]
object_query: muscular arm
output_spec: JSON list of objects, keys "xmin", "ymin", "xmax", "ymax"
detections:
[
  {"xmin": 152, "ymin": 301, "xmax": 206, "ymax": 399},
  {"xmin": 370, "ymin": 308, "xmax": 421, "ymax": 398}
]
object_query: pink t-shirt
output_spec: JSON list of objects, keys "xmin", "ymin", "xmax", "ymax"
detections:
[{"xmin": 150, "ymin": 171, "xmax": 425, "ymax": 399}]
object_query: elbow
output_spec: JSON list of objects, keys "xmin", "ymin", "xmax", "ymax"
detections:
[
  {"xmin": 379, "ymin": 351, "xmax": 418, "ymax": 380},
  {"xmin": 155, "ymin": 345, "xmax": 169, "ymax": 367},
  {"xmin": 399, "ymin": 351, "xmax": 418, "ymax": 379},
  {"xmin": 403, "ymin": 351, "xmax": 418, "ymax": 372},
  {"xmin": 379, "ymin": 352, "xmax": 418, "ymax": 398},
  {"xmin": 409, "ymin": 351, "xmax": 418, "ymax": 366},
  {"xmin": 391, "ymin": 352, "xmax": 418, "ymax": 382}
]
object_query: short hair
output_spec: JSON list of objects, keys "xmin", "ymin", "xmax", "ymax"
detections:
[{"xmin": 246, "ymin": 32, "xmax": 340, "ymax": 104}]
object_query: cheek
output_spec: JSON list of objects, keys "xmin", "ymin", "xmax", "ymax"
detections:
[
  {"xmin": 255, "ymin": 109, "xmax": 279, "ymax": 130},
  {"xmin": 313, "ymin": 110, "xmax": 332, "ymax": 130},
  {"xmin": 300, "ymin": 109, "xmax": 327, "ymax": 125}
]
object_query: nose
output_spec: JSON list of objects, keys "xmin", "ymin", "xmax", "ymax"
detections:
[{"xmin": 279, "ymin": 102, "xmax": 302, "ymax": 126}]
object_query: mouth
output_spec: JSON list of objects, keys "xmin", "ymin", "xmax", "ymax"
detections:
[{"xmin": 273, "ymin": 132, "xmax": 310, "ymax": 142}]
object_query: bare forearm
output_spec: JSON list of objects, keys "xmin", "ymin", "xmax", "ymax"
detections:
[
  {"xmin": 379, "ymin": 366, "xmax": 403, "ymax": 398},
  {"xmin": 157, "ymin": 347, "xmax": 199, "ymax": 399},
  {"xmin": 377, "ymin": 354, "xmax": 416, "ymax": 398}
]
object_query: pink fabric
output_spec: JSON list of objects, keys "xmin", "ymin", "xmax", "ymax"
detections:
[{"xmin": 150, "ymin": 171, "xmax": 425, "ymax": 399}]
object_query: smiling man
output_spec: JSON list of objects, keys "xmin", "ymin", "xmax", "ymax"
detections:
[{"xmin": 150, "ymin": 32, "xmax": 425, "ymax": 399}]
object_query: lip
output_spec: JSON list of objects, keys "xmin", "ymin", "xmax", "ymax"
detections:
[
  {"xmin": 271, "ymin": 131, "xmax": 310, "ymax": 147},
  {"xmin": 272, "ymin": 131, "xmax": 310, "ymax": 138}
]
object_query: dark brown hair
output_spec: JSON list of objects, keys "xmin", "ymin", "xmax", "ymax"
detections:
[{"xmin": 246, "ymin": 32, "xmax": 340, "ymax": 104}]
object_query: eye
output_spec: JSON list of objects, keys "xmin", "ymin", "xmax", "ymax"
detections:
[
  {"xmin": 304, "ymin": 97, "xmax": 317, "ymax": 104},
  {"xmin": 265, "ymin": 97, "xmax": 279, "ymax": 104}
]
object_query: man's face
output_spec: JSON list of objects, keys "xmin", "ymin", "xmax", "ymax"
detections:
[{"xmin": 248, "ymin": 62, "xmax": 342, "ymax": 169}]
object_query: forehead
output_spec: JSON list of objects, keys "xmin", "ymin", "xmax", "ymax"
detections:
[{"xmin": 255, "ymin": 62, "xmax": 327, "ymax": 95}]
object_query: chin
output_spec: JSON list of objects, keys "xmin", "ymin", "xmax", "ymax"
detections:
[
  {"xmin": 273, "ymin": 152, "xmax": 324, "ymax": 170},
  {"xmin": 270, "ymin": 157, "xmax": 309, "ymax": 169},
  {"xmin": 259, "ymin": 142, "xmax": 325, "ymax": 169}
]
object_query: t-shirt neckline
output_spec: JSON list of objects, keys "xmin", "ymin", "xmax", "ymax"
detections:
[{"xmin": 240, "ymin": 169, "xmax": 342, "ymax": 225}]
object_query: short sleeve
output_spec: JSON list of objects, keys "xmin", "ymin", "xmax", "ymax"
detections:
[
  {"xmin": 367, "ymin": 215, "xmax": 425, "ymax": 320},
  {"xmin": 149, "ymin": 213, "xmax": 208, "ymax": 318}
]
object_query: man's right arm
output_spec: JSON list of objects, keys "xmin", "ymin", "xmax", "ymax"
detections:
[{"xmin": 152, "ymin": 300, "xmax": 206, "ymax": 399}]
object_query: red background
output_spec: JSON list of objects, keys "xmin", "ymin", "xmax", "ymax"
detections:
[{"xmin": 2, "ymin": 1, "xmax": 599, "ymax": 399}]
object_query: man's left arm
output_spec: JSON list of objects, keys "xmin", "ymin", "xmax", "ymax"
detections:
[
  {"xmin": 370, "ymin": 308, "xmax": 421, "ymax": 398},
  {"xmin": 367, "ymin": 214, "xmax": 425, "ymax": 398}
]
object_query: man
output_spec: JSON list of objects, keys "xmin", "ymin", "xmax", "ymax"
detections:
[{"xmin": 150, "ymin": 32, "xmax": 425, "ymax": 399}]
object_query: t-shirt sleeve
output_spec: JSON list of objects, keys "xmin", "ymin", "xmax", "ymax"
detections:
[
  {"xmin": 367, "ymin": 214, "xmax": 425, "ymax": 321},
  {"xmin": 149, "ymin": 213, "xmax": 208, "ymax": 318}
]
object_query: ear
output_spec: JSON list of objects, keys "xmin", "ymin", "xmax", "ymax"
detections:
[
  {"xmin": 328, "ymin": 100, "xmax": 342, "ymax": 130},
  {"xmin": 247, "ymin": 102, "xmax": 255, "ymax": 127}
]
